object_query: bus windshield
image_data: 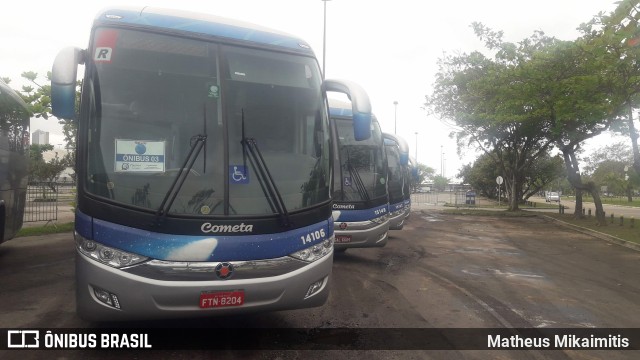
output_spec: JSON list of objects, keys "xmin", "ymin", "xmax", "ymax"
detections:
[
  {"xmin": 333, "ymin": 118, "xmax": 386, "ymax": 202},
  {"xmin": 385, "ymin": 141, "xmax": 404, "ymax": 204},
  {"xmin": 85, "ymin": 27, "xmax": 330, "ymax": 216}
]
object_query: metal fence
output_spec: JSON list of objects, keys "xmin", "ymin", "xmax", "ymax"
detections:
[
  {"xmin": 24, "ymin": 182, "xmax": 75, "ymax": 223},
  {"xmin": 412, "ymin": 190, "xmax": 473, "ymax": 207}
]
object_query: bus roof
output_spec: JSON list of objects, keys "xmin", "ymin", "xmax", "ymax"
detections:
[
  {"xmin": 328, "ymin": 98, "xmax": 353, "ymax": 117},
  {"xmin": 383, "ymin": 132, "xmax": 409, "ymax": 157},
  {"xmin": 0, "ymin": 78, "xmax": 29, "ymax": 113},
  {"xmin": 93, "ymin": 7, "xmax": 315, "ymax": 55}
]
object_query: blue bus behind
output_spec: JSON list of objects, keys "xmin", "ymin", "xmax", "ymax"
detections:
[
  {"xmin": 0, "ymin": 79, "xmax": 29, "ymax": 244},
  {"xmin": 383, "ymin": 133, "xmax": 409, "ymax": 230},
  {"xmin": 329, "ymin": 99, "xmax": 389, "ymax": 251}
]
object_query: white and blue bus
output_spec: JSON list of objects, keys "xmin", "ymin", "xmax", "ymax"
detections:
[
  {"xmin": 0, "ymin": 79, "xmax": 29, "ymax": 244},
  {"xmin": 403, "ymin": 156, "xmax": 416, "ymax": 220},
  {"xmin": 383, "ymin": 133, "xmax": 409, "ymax": 230},
  {"xmin": 51, "ymin": 7, "xmax": 371, "ymax": 321},
  {"xmin": 329, "ymin": 99, "xmax": 388, "ymax": 251}
]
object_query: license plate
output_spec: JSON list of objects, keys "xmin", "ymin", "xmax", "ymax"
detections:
[
  {"xmin": 335, "ymin": 235, "xmax": 351, "ymax": 243},
  {"xmin": 199, "ymin": 290, "xmax": 245, "ymax": 308}
]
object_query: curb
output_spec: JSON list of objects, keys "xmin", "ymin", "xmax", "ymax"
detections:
[{"xmin": 540, "ymin": 215, "xmax": 640, "ymax": 252}]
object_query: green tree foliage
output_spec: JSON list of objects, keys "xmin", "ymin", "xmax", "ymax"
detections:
[
  {"xmin": 18, "ymin": 71, "xmax": 51, "ymax": 120},
  {"xmin": 584, "ymin": 141, "xmax": 633, "ymax": 174},
  {"xmin": 585, "ymin": 142, "xmax": 638, "ymax": 200},
  {"xmin": 458, "ymin": 152, "xmax": 564, "ymax": 201},
  {"xmin": 432, "ymin": 175, "xmax": 450, "ymax": 192},
  {"xmin": 28, "ymin": 144, "xmax": 71, "ymax": 189},
  {"xmin": 596, "ymin": 0, "xmax": 640, "ymax": 174},
  {"xmin": 413, "ymin": 163, "xmax": 435, "ymax": 191},
  {"xmin": 3, "ymin": 72, "xmax": 77, "ymax": 174},
  {"xmin": 426, "ymin": 25, "xmax": 557, "ymax": 211},
  {"xmin": 532, "ymin": 35, "xmax": 619, "ymax": 224},
  {"xmin": 426, "ymin": 1, "xmax": 639, "ymax": 225},
  {"xmin": 458, "ymin": 154, "xmax": 500, "ymax": 199}
]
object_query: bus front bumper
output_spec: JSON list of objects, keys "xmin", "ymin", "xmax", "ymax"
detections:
[
  {"xmin": 333, "ymin": 219, "xmax": 389, "ymax": 250},
  {"xmin": 75, "ymin": 249, "xmax": 332, "ymax": 322}
]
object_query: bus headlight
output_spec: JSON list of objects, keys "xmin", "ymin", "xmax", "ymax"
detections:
[
  {"xmin": 371, "ymin": 214, "xmax": 388, "ymax": 225},
  {"xmin": 74, "ymin": 232, "xmax": 148, "ymax": 268},
  {"xmin": 290, "ymin": 235, "xmax": 334, "ymax": 263}
]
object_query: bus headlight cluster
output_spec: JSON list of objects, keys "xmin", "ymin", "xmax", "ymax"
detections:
[
  {"xmin": 290, "ymin": 235, "xmax": 334, "ymax": 262},
  {"xmin": 74, "ymin": 232, "xmax": 148, "ymax": 268},
  {"xmin": 371, "ymin": 214, "xmax": 389, "ymax": 225},
  {"xmin": 390, "ymin": 208, "xmax": 405, "ymax": 218}
]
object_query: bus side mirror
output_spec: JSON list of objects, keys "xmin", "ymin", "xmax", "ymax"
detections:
[
  {"xmin": 51, "ymin": 47, "xmax": 83, "ymax": 120},
  {"xmin": 323, "ymin": 79, "xmax": 372, "ymax": 141},
  {"xmin": 383, "ymin": 133, "xmax": 410, "ymax": 166},
  {"xmin": 399, "ymin": 153, "xmax": 409, "ymax": 166},
  {"xmin": 352, "ymin": 111, "xmax": 371, "ymax": 142},
  {"xmin": 397, "ymin": 137, "xmax": 409, "ymax": 166}
]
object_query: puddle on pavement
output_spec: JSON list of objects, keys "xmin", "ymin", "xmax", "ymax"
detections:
[{"xmin": 421, "ymin": 215, "xmax": 443, "ymax": 222}]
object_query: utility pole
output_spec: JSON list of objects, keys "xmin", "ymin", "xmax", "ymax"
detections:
[
  {"xmin": 321, "ymin": 0, "xmax": 331, "ymax": 79},
  {"xmin": 393, "ymin": 101, "xmax": 398, "ymax": 134}
]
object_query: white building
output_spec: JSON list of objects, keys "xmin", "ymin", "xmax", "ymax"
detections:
[{"xmin": 32, "ymin": 129, "xmax": 49, "ymax": 145}]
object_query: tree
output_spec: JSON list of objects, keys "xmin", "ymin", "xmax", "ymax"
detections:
[
  {"xmin": 432, "ymin": 175, "xmax": 450, "ymax": 192},
  {"xmin": 542, "ymin": 11, "xmax": 631, "ymax": 224},
  {"xmin": 413, "ymin": 163, "xmax": 435, "ymax": 191},
  {"xmin": 28, "ymin": 144, "xmax": 71, "ymax": 197},
  {"xmin": 2, "ymin": 72, "xmax": 77, "ymax": 175},
  {"xmin": 459, "ymin": 152, "xmax": 564, "ymax": 200},
  {"xmin": 596, "ymin": 0, "xmax": 640, "ymax": 175},
  {"xmin": 426, "ymin": 25, "xmax": 557, "ymax": 211},
  {"xmin": 583, "ymin": 141, "xmax": 633, "ymax": 175},
  {"xmin": 426, "ymin": 14, "xmax": 626, "ymax": 224},
  {"xmin": 458, "ymin": 154, "xmax": 501, "ymax": 199},
  {"xmin": 585, "ymin": 142, "xmax": 638, "ymax": 200}
]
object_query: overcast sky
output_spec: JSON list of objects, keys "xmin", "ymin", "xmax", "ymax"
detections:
[{"xmin": 1, "ymin": 0, "xmax": 620, "ymax": 178}]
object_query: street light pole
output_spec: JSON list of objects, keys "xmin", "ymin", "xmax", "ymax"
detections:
[
  {"xmin": 443, "ymin": 155, "xmax": 446, "ymax": 178},
  {"xmin": 321, "ymin": 0, "xmax": 331, "ymax": 79},
  {"xmin": 393, "ymin": 101, "xmax": 398, "ymax": 134},
  {"xmin": 440, "ymin": 145, "xmax": 443, "ymax": 176},
  {"xmin": 414, "ymin": 132, "xmax": 418, "ymax": 163}
]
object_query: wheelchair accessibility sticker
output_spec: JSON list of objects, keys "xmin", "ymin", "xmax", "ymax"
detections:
[{"xmin": 230, "ymin": 165, "xmax": 249, "ymax": 184}]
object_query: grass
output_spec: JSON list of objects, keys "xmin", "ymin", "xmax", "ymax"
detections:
[
  {"xmin": 542, "ymin": 213, "xmax": 640, "ymax": 244},
  {"xmin": 443, "ymin": 207, "xmax": 640, "ymax": 245},
  {"xmin": 16, "ymin": 222, "xmax": 74, "ymax": 238},
  {"xmin": 443, "ymin": 208, "xmax": 538, "ymax": 217},
  {"xmin": 567, "ymin": 196, "xmax": 640, "ymax": 207}
]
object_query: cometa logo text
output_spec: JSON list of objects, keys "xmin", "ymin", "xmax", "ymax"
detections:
[{"xmin": 201, "ymin": 223, "xmax": 254, "ymax": 233}]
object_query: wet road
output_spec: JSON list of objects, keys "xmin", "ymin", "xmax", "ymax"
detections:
[{"xmin": 1, "ymin": 210, "xmax": 639, "ymax": 359}]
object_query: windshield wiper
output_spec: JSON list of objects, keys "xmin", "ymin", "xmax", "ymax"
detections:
[
  {"xmin": 241, "ymin": 114, "xmax": 291, "ymax": 228},
  {"xmin": 345, "ymin": 148, "xmax": 370, "ymax": 202},
  {"xmin": 154, "ymin": 134, "xmax": 207, "ymax": 224}
]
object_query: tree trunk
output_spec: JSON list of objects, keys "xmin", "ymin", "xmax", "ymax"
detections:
[
  {"xmin": 574, "ymin": 188, "xmax": 584, "ymax": 219},
  {"xmin": 561, "ymin": 146, "xmax": 607, "ymax": 226},
  {"xmin": 508, "ymin": 172, "xmax": 519, "ymax": 211},
  {"xmin": 591, "ymin": 188, "xmax": 606, "ymax": 225},
  {"xmin": 628, "ymin": 105, "xmax": 640, "ymax": 175}
]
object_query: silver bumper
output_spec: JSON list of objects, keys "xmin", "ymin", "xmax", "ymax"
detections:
[{"xmin": 75, "ymin": 249, "xmax": 333, "ymax": 322}]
